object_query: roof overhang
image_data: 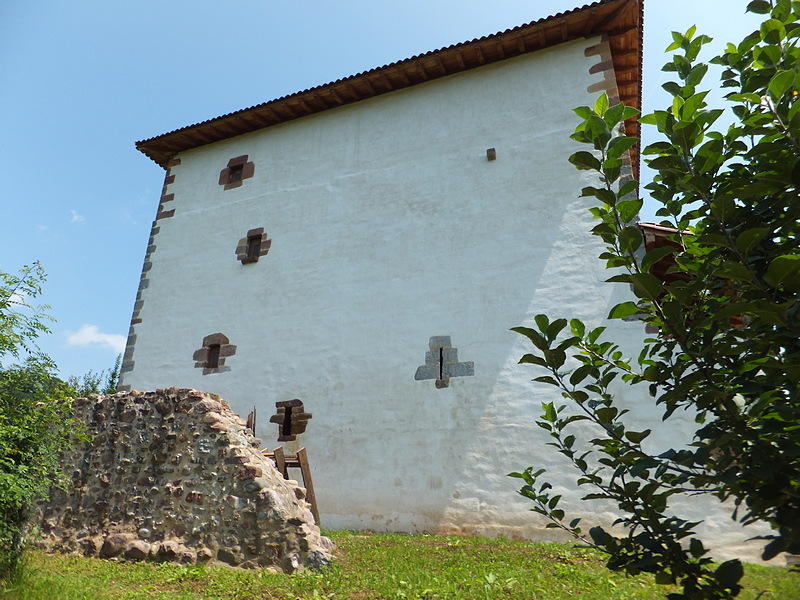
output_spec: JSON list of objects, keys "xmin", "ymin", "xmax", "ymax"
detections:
[{"xmin": 136, "ymin": 0, "xmax": 642, "ymax": 170}]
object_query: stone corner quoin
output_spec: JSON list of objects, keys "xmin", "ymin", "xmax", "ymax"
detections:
[{"xmin": 34, "ymin": 387, "xmax": 333, "ymax": 573}]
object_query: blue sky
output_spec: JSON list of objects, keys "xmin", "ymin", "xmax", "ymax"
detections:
[{"xmin": 0, "ymin": 1, "xmax": 759, "ymax": 379}]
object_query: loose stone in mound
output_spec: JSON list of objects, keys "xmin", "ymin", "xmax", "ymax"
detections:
[{"xmin": 35, "ymin": 388, "xmax": 333, "ymax": 572}]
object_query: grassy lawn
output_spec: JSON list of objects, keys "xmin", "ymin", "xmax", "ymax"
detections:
[{"xmin": 1, "ymin": 531, "xmax": 796, "ymax": 600}]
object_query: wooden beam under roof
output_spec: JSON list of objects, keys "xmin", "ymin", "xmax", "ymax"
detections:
[{"xmin": 394, "ymin": 66, "xmax": 411, "ymax": 86}]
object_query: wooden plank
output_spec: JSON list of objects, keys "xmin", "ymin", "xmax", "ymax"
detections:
[
  {"xmin": 297, "ymin": 447, "xmax": 320, "ymax": 525},
  {"xmin": 274, "ymin": 446, "xmax": 287, "ymax": 478},
  {"xmin": 246, "ymin": 406, "xmax": 256, "ymax": 432}
]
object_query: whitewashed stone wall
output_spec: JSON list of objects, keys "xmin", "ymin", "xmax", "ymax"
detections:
[
  {"xmin": 118, "ymin": 34, "xmax": 769, "ymax": 561},
  {"xmin": 36, "ymin": 388, "xmax": 332, "ymax": 572}
]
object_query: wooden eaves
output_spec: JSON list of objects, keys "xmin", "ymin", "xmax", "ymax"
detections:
[{"xmin": 136, "ymin": 0, "xmax": 642, "ymax": 174}]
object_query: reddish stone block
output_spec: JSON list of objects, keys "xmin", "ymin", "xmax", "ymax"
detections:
[{"xmin": 238, "ymin": 465, "xmax": 263, "ymax": 480}]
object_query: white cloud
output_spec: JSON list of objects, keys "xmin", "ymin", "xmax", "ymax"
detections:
[
  {"xmin": 65, "ymin": 324, "xmax": 126, "ymax": 353},
  {"xmin": 70, "ymin": 210, "xmax": 85, "ymax": 223}
]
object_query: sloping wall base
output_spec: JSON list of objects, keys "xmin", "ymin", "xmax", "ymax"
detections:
[{"xmin": 35, "ymin": 388, "xmax": 332, "ymax": 572}]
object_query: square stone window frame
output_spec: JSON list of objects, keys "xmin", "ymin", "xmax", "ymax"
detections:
[
  {"xmin": 193, "ymin": 333, "xmax": 237, "ymax": 375},
  {"xmin": 236, "ymin": 228, "xmax": 271, "ymax": 264},
  {"xmin": 219, "ymin": 155, "xmax": 255, "ymax": 190}
]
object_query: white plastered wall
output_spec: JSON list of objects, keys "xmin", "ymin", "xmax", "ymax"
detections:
[{"xmin": 123, "ymin": 36, "xmax": 770, "ymax": 561}]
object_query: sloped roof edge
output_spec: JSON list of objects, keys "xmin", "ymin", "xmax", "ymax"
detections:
[{"xmin": 136, "ymin": 0, "xmax": 642, "ymax": 169}]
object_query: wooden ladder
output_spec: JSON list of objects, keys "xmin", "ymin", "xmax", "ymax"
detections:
[{"xmin": 263, "ymin": 446, "xmax": 320, "ymax": 525}]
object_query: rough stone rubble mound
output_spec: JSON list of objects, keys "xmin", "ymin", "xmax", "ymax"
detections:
[{"xmin": 35, "ymin": 388, "xmax": 333, "ymax": 572}]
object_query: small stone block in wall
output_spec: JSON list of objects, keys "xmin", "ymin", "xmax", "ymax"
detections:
[
  {"xmin": 238, "ymin": 465, "xmax": 263, "ymax": 480},
  {"xmin": 34, "ymin": 388, "xmax": 332, "ymax": 573},
  {"xmin": 414, "ymin": 365, "xmax": 438, "ymax": 381},
  {"xmin": 444, "ymin": 361, "xmax": 474, "ymax": 378},
  {"xmin": 428, "ymin": 336, "xmax": 451, "ymax": 350}
]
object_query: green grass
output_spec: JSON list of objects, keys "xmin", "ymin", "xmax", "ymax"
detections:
[{"xmin": 1, "ymin": 531, "xmax": 796, "ymax": 600}]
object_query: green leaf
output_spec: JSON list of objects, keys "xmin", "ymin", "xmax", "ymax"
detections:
[
  {"xmin": 685, "ymin": 64, "xmax": 709, "ymax": 88},
  {"xmin": 768, "ymin": 69, "xmax": 795, "ymax": 101},
  {"xmin": 569, "ymin": 151, "xmax": 602, "ymax": 171},
  {"xmin": 616, "ymin": 199, "xmax": 643, "ymax": 224},
  {"xmin": 618, "ymin": 225, "xmax": 643, "ymax": 253},
  {"xmin": 666, "ymin": 31, "xmax": 684, "ymax": 52},
  {"xmin": 765, "ymin": 255, "xmax": 800, "ymax": 289},
  {"xmin": 621, "ymin": 106, "xmax": 640, "ymax": 121},
  {"xmin": 603, "ymin": 102, "xmax": 626, "ymax": 129},
  {"xmin": 602, "ymin": 158, "xmax": 622, "ymax": 183},
  {"xmin": 760, "ymin": 18, "xmax": 786, "ymax": 44},
  {"xmin": 569, "ymin": 319, "xmax": 585, "ymax": 337},
  {"xmin": 569, "ymin": 365, "xmax": 593, "ymax": 386},
  {"xmin": 545, "ymin": 318, "xmax": 568, "ymax": 341},
  {"xmin": 727, "ymin": 92, "xmax": 762, "ymax": 103},
  {"xmin": 596, "ymin": 406, "xmax": 617, "ymax": 424},
  {"xmin": 511, "ymin": 327, "xmax": 550, "ymax": 352},
  {"xmin": 606, "ymin": 274, "xmax": 633, "ymax": 284},
  {"xmin": 680, "ymin": 90, "xmax": 709, "ymax": 118},
  {"xmin": 594, "ymin": 92, "xmax": 609, "ymax": 117},
  {"xmin": 672, "ymin": 120, "xmax": 702, "ymax": 150},
  {"xmin": 629, "ymin": 273, "xmax": 664, "ymax": 301},
  {"xmin": 534, "ymin": 314, "xmax": 550, "ymax": 333},
  {"xmin": 641, "ymin": 246, "xmax": 677, "ymax": 273},
  {"xmin": 711, "ymin": 195, "xmax": 736, "ymax": 221},
  {"xmin": 617, "ymin": 179, "xmax": 638, "ymax": 198},
  {"xmin": 519, "ymin": 354, "xmax": 548, "ymax": 367},
  {"xmin": 607, "ymin": 136, "xmax": 638, "ymax": 160},
  {"xmin": 586, "ymin": 115, "xmax": 612, "ymax": 151},
  {"xmin": 586, "ymin": 326, "xmax": 605, "ymax": 344},
  {"xmin": 717, "ymin": 261, "xmax": 757, "ymax": 284},
  {"xmin": 734, "ymin": 227, "xmax": 770, "ymax": 254},
  {"xmin": 581, "ymin": 186, "xmax": 618, "ymax": 206},
  {"xmin": 747, "ymin": 0, "xmax": 771, "ymax": 13}
]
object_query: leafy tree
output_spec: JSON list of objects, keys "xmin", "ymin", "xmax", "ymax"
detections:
[
  {"xmin": 68, "ymin": 353, "xmax": 121, "ymax": 397},
  {"xmin": 511, "ymin": 2, "xmax": 799, "ymax": 598},
  {"xmin": 0, "ymin": 265, "xmax": 75, "ymax": 577}
]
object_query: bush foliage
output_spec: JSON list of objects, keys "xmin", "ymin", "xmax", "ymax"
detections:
[
  {"xmin": 0, "ymin": 265, "xmax": 75, "ymax": 577},
  {"xmin": 512, "ymin": 1, "xmax": 800, "ymax": 599}
]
